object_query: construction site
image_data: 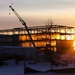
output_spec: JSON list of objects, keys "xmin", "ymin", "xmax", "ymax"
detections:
[
  {"xmin": 1, "ymin": 1, "xmax": 75, "ymax": 75},
  {"xmin": 0, "ymin": 5, "xmax": 75, "ymax": 62},
  {"xmin": 0, "ymin": 7, "xmax": 75, "ymax": 75},
  {"xmin": 0, "ymin": 24, "xmax": 75, "ymax": 54}
]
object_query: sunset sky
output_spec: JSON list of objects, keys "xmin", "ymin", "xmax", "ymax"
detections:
[{"xmin": 1, "ymin": 0, "xmax": 75, "ymax": 29}]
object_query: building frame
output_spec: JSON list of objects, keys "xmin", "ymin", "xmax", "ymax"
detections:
[{"xmin": 0, "ymin": 25, "xmax": 75, "ymax": 54}]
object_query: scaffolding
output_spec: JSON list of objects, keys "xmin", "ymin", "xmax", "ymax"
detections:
[{"xmin": 0, "ymin": 25, "xmax": 74, "ymax": 53}]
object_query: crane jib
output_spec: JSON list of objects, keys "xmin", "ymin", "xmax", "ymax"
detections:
[
  {"xmin": 9, "ymin": 5, "xmax": 37, "ymax": 49},
  {"xmin": 9, "ymin": 6, "xmax": 14, "ymax": 11}
]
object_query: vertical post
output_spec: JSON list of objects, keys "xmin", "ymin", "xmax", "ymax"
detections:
[
  {"xmin": 51, "ymin": 61, "xmax": 52, "ymax": 70},
  {"xmin": 23, "ymin": 47, "xmax": 25, "ymax": 75},
  {"xmin": 50, "ymin": 26, "xmax": 52, "ymax": 70}
]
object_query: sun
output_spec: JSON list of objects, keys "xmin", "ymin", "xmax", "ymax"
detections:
[{"xmin": 73, "ymin": 41, "xmax": 75, "ymax": 50}]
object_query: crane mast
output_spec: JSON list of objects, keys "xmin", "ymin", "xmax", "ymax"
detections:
[{"xmin": 9, "ymin": 5, "xmax": 36, "ymax": 48}]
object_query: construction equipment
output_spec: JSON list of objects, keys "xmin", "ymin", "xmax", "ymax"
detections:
[{"xmin": 9, "ymin": 5, "xmax": 36, "ymax": 49}]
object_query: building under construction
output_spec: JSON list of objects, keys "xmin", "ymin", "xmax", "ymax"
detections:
[{"xmin": 0, "ymin": 25, "xmax": 75, "ymax": 54}]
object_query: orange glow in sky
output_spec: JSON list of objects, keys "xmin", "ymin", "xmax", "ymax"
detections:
[
  {"xmin": 73, "ymin": 41, "xmax": 75, "ymax": 50},
  {"xmin": 0, "ymin": 0, "xmax": 75, "ymax": 29}
]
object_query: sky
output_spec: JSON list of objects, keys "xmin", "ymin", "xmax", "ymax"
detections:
[{"xmin": 1, "ymin": 0, "xmax": 75, "ymax": 29}]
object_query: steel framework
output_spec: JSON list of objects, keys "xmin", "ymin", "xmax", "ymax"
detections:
[{"xmin": 0, "ymin": 25, "xmax": 74, "ymax": 53}]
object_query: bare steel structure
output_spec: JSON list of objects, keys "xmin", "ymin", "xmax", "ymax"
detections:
[{"xmin": 0, "ymin": 25, "xmax": 74, "ymax": 54}]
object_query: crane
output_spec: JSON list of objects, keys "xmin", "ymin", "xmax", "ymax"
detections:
[{"xmin": 9, "ymin": 5, "xmax": 36, "ymax": 49}]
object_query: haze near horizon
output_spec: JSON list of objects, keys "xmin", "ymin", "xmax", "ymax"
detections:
[{"xmin": 0, "ymin": 0, "xmax": 75, "ymax": 29}]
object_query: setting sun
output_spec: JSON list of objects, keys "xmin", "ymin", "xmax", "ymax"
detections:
[{"xmin": 73, "ymin": 41, "xmax": 75, "ymax": 50}]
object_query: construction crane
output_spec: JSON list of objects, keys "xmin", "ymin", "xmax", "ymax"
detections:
[{"xmin": 9, "ymin": 5, "xmax": 36, "ymax": 49}]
